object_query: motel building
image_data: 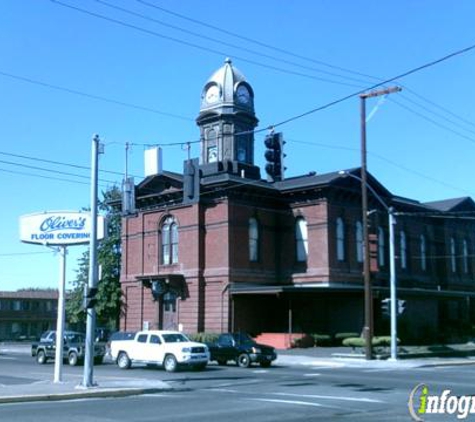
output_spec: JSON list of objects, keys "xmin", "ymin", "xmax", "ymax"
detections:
[{"xmin": 119, "ymin": 59, "xmax": 475, "ymax": 347}]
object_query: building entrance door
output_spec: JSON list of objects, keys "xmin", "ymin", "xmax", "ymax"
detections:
[{"xmin": 159, "ymin": 291, "xmax": 178, "ymax": 330}]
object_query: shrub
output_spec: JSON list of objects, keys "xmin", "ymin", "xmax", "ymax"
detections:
[
  {"xmin": 342, "ymin": 336, "xmax": 401, "ymax": 350},
  {"xmin": 311, "ymin": 334, "xmax": 333, "ymax": 347},
  {"xmin": 335, "ymin": 332, "xmax": 359, "ymax": 345},
  {"xmin": 291, "ymin": 334, "xmax": 315, "ymax": 348}
]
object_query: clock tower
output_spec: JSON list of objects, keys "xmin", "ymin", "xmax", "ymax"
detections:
[{"xmin": 197, "ymin": 58, "xmax": 259, "ymax": 172}]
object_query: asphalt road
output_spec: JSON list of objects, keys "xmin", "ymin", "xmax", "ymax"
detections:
[{"xmin": 1, "ymin": 353, "xmax": 474, "ymax": 421}]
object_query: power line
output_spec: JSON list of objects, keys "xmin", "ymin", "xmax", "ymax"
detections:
[
  {"xmin": 0, "ymin": 70, "xmax": 194, "ymax": 122},
  {"xmin": 50, "ymin": 0, "xmax": 364, "ymax": 88},
  {"xmin": 391, "ymin": 97, "xmax": 475, "ymax": 145},
  {"xmin": 0, "ymin": 158, "xmax": 116, "ymax": 184},
  {"xmin": 96, "ymin": 0, "xmax": 372, "ymax": 87},
  {"xmin": 137, "ymin": 0, "xmax": 381, "ymax": 83},
  {"xmin": 271, "ymin": 42, "xmax": 475, "ymax": 128}
]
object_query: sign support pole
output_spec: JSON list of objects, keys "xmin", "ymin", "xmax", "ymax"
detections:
[{"xmin": 53, "ymin": 245, "xmax": 67, "ymax": 383}]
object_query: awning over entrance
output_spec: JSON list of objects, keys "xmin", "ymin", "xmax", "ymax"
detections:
[
  {"xmin": 230, "ymin": 282, "xmax": 475, "ymax": 299},
  {"xmin": 136, "ymin": 274, "xmax": 186, "ymax": 300},
  {"xmin": 229, "ymin": 282, "xmax": 363, "ymax": 295}
]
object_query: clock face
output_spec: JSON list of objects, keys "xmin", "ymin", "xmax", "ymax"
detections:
[
  {"xmin": 236, "ymin": 85, "xmax": 250, "ymax": 104},
  {"xmin": 205, "ymin": 85, "xmax": 220, "ymax": 104}
]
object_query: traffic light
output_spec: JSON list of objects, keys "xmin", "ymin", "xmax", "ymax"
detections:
[
  {"xmin": 381, "ymin": 298, "xmax": 390, "ymax": 316},
  {"xmin": 84, "ymin": 287, "xmax": 98, "ymax": 309},
  {"xmin": 397, "ymin": 299, "xmax": 406, "ymax": 315},
  {"xmin": 264, "ymin": 132, "xmax": 286, "ymax": 182}
]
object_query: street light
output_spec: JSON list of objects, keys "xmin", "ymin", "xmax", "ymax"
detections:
[
  {"xmin": 339, "ymin": 170, "xmax": 398, "ymax": 360},
  {"xmin": 359, "ymin": 86, "xmax": 401, "ymax": 360}
]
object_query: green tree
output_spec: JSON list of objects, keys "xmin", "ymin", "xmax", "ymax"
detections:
[{"xmin": 66, "ymin": 186, "xmax": 122, "ymax": 331}]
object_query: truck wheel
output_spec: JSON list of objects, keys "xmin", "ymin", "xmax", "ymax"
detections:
[
  {"xmin": 237, "ymin": 353, "xmax": 251, "ymax": 368},
  {"xmin": 68, "ymin": 352, "xmax": 79, "ymax": 366},
  {"xmin": 117, "ymin": 352, "xmax": 131, "ymax": 369},
  {"xmin": 164, "ymin": 354, "xmax": 178, "ymax": 372},
  {"xmin": 217, "ymin": 359, "xmax": 227, "ymax": 366},
  {"xmin": 36, "ymin": 350, "xmax": 47, "ymax": 365}
]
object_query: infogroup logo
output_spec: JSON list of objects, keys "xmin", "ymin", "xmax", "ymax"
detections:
[{"xmin": 408, "ymin": 383, "xmax": 475, "ymax": 421}]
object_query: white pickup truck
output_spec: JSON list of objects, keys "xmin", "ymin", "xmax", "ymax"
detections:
[{"xmin": 110, "ymin": 330, "xmax": 209, "ymax": 372}]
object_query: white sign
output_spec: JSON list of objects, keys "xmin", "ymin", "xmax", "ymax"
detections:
[{"xmin": 19, "ymin": 211, "xmax": 105, "ymax": 246}]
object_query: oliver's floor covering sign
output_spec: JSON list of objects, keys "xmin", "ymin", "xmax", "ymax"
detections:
[{"xmin": 19, "ymin": 211, "xmax": 105, "ymax": 245}]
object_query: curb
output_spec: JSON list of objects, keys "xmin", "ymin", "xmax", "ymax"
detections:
[{"xmin": 0, "ymin": 386, "xmax": 174, "ymax": 404}]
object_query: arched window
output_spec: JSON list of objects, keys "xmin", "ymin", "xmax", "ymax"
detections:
[
  {"xmin": 356, "ymin": 221, "xmax": 363, "ymax": 263},
  {"xmin": 161, "ymin": 216, "xmax": 178, "ymax": 265},
  {"xmin": 420, "ymin": 234, "xmax": 427, "ymax": 272},
  {"xmin": 206, "ymin": 128, "xmax": 217, "ymax": 163},
  {"xmin": 450, "ymin": 237, "xmax": 456, "ymax": 273},
  {"xmin": 463, "ymin": 239, "xmax": 469, "ymax": 274},
  {"xmin": 378, "ymin": 227, "xmax": 385, "ymax": 267},
  {"xmin": 249, "ymin": 217, "xmax": 259, "ymax": 262},
  {"xmin": 400, "ymin": 231, "xmax": 407, "ymax": 270},
  {"xmin": 336, "ymin": 218, "xmax": 345, "ymax": 261},
  {"xmin": 296, "ymin": 217, "xmax": 308, "ymax": 262}
]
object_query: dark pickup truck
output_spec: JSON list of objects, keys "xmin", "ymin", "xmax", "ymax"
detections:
[
  {"xmin": 31, "ymin": 330, "xmax": 106, "ymax": 366},
  {"xmin": 208, "ymin": 333, "xmax": 277, "ymax": 368}
]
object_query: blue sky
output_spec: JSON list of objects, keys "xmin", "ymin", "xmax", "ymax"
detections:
[{"xmin": 1, "ymin": 1, "xmax": 475, "ymax": 291}]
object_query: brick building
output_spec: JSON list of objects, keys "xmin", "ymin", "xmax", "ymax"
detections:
[
  {"xmin": 0, "ymin": 290, "xmax": 58, "ymax": 340},
  {"xmin": 119, "ymin": 60, "xmax": 475, "ymax": 345}
]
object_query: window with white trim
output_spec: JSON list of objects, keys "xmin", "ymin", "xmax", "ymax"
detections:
[
  {"xmin": 356, "ymin": 221, "xmax": 363, "ymax": 263},
  {"xmin": 161, "ymin": 216, "xmax": 178, "ymax": 265},
  {"xmin": 378, "ymin": 227, "xmax": 385, "ymax": 267},
  {"xmin": 450, "ymin": 237, "xmax": 456, "ymax": 273},
  {"xmin": 336, "ymin": 218, "xmax": 345, "ymax": 261},
  {"xmin": 249, "ymin": 217, "xmax": 259, "ymax": 262},
  {"xmin": 420, "ymin": 234, "xmax": 427, "ymax": 272},
  {"xmin": 400, "ymin": 231, "xmax": 407, "ymax": 270},
  {"xmin": 463, "ymin": 239, "xmax": 469, "ymax": 274},
  {"xmin": 296, "ymin": 217, "xmax": 308, "ymax": 262}
]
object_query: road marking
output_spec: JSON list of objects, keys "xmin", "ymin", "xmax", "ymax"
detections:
[
  {"xmin": 247, "ymin": 398, "xmax": 324, "ymax": 408},
  {"xmin": 272, "ymin": 392, "xmax": 384, "ymax": 404},
  {"xmin": 303, "ymin": 373, "xmax": 321, "ymax": 377},
  {"xmin": 301, "ymin": 361, "xmax": 345, "ymax": 368},
  {"xmin": 252, "ymin": 370, "xmax": 268, "ymax": 374}
]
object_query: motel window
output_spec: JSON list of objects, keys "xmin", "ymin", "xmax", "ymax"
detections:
[
  {"xmin": 356, "ymin": 221, "xmax": 363, "ymax": 263},
  {"xmin": 336, "ymin": 218, "xmax": 345, "ymax": 261},
  {"xmin": 296, "ymin": 217, "xmax": 308, "ymax": 262},
  {"xmin": 161, "ymin": 217, "xmax": 179, "ymax": 265},
  {"xmin": 249, "ymin": 217, "xmax": 259, "ymax": 262}
]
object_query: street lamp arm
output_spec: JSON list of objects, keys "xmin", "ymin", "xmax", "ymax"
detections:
[{"xmin": 338, "ymin": 171, "xmax": 391, "ymax": 212}]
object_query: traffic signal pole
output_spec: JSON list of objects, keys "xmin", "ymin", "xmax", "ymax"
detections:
[
  {"xmin": 388, "ymin": 207, "xmax": 398, "ymax": 360},
  {"xmin": 83, "ymin": 134, "xmax": 100, "ymax": 388}
]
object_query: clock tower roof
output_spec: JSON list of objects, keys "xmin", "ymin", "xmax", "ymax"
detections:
[{"xmin": 198, "ymin": 58, "xmax": 255, "ymax": 115}]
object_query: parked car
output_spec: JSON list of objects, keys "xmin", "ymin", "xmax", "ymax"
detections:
[
  {"xmin": 208, "ymin": 333, "xmax": 277, "ymax": 368},
  {"xmin": 31, "ymin": 330, "xmax": 106, "ymax": 366},
  {"xmin": 110, "ymin": 330, "xmax": 209, "ymax": 372}
]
